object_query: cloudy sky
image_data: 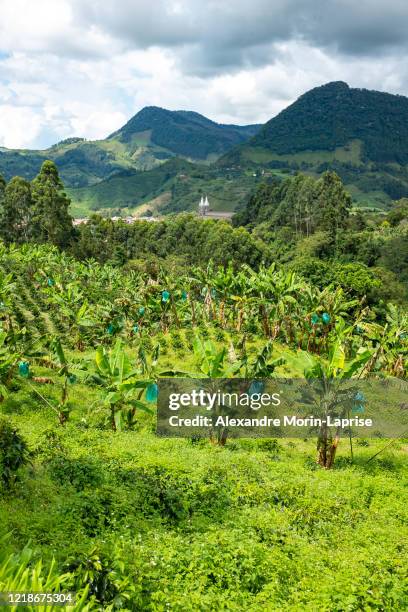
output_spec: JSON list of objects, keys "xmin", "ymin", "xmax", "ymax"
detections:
[{"xmin": 1, "ymin": 0, "xmax": 408, "ymax": 149}]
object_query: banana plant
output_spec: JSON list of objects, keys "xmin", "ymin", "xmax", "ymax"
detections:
[
  {"xmin": 362, "ymin": 305, "xmax": 408, "ymax": 376},
  {"xmin": 0, "ymin": 271, "xmax": 17, "ymax": 347},
  {"xmin": 190, "ymin": 337, "xmax": 287, "ymax": 445},
  {"xmin": 238, "ymin": 341, "xmax": 286, "ymax": 378},
  {"xmin": 192, "ymin": 336, "xmax": 241, "ymax": 378},
  {"xmin": 49, "ymin": 285, "xmax": 95, "ymax": 350},
  {"xmin": 303, "ymin": 341, "xmax": 373, "ymax": 468},
  {"xmin": 19, "ymin": 337, "xmax": 86, "ymax": 425},
  {"xmin": 48, "ymin": 337, "xmax": 86, "ymax": 424},
  {"xmin": 91, "ymin": 339, "xmax": 153, "ymax": 431}
]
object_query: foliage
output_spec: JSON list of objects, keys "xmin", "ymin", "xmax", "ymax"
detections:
[
  {"xmin": 292, "ymin": 258, "xmax": 381, "ymax": 299},
  {"xmin": 0, "ymin": 162, "xmax": 75, "ymax": 248},
  {"xmin": 30, "ymin": 161, "xmax": 74, "ymax": 248},
  {"xmin": 388, "ymin": 197, "xmax": 408, "ymax": 226},
  {"xmin": 0, "ymin": 176, "xmax": 33, "ymax": 243},
  {"xmin": 91, "ymin": 339, "xmax": 153, "ymax": 431},
  {"xmin": 234, "ymin": 173, "xmax": 408, "ymax": 302},
  {"xmin": 0, "ymin": 236, "xmax": 406, "ymax": 609},
  {"xmin": 110, "ymin": 105, "xmax": 260, "ymax": 160},
  {"xmin": 234, "ymin": 171, "xmax": 351, "ymax": 242},
  {"xmin": 75, "ymin": 213, "xmax": 269, "ymax": 268},
  {"xmin": 0, "ymin": 422, "xmax": 407, "ymax": 610},
  {"xmin": 0, "ymin": 419, "xmax": 30, "ymax": 488},
  {"xmin": 250, "ymin": 81, "xmax": 408, "ymax": 164},
  {"xmin": 0, "ymin": 332, "xmax": 17, "ymax": 401},
  {"xmin": 0, "ymin": 539, "xmax": 91, "ymax": 611}
]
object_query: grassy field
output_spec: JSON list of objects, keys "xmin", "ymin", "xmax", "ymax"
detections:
[
  {"xmin": 232, "ymin": 139, "xmax": 408, "ymax": 210},
  {"xmin": 240, "ymin": 140, "xmax": 363, "ymax": 165}
]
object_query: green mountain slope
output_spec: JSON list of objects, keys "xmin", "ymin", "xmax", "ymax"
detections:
[
  {"xmin": 221, "ymin": 82, "xmax": 408, "ymax": 208},
  {"xmin": 68, "ymin": 158, "xmax": 262, "ymax": 217},
  {"xmin": 0, "ymin": 108, "xmax": 261, "ymax": 190},
  {"xmin": 109, "ymin": 106, "xmax": 261, "ymax": 160},
  {"xmin": 4, "ymin": 83, "xmax": 408, "ymax": 215},
  {"xmin": 251, "ymin": 81, "xmax": 408, "ymax": 161}
]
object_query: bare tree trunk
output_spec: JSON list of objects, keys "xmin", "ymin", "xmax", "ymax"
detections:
[
  {"xmin": 326, "ymin": 435, "xmax": 340, "ymax": 469},
  {"xmin": 190, "ymin": 297, "xmax": 196, "ymax": 326},
  {"xmin": 317, "ymin": 425, "xmax": 340, "ymax": 468},
  {"xmin": 260, "ymin": 305, "xmax": 270, "ymax": 337},
  {"xmin": 219, "ymin": 300, "xmax": 226, "ymax": 327}
]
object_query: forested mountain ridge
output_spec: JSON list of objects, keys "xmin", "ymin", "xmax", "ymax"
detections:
[
  {"xmin": 0, "ymin": 107, "xmax": 261, "ymax": 190},
  {"xmin": 250, "ymin": 81, "xmax": 408, "ymax": 162},
  {"xmin": 108, "ymin": 106, "xmax": 261, "ymax": 159},
  {"xmin": 221, "ymin": 82, "xmax": 408, "ymax": 207},
  {"xmin": 3, "ymin": 82, "xmax": 408, "ymax": 215}
]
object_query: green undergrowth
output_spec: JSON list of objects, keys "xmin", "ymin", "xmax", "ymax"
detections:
[{"xmin": 1, "ymin": 366, "xmax": 407, "ymax": 610}]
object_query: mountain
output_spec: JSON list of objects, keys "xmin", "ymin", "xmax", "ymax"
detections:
[
  {"xmin": 0, "ymin": 107, "xmax": 261, "ymax": 189},
  {"xmin": 0, "ymin": 138, "xmax": 145, "ymax": 188},
  {"xmin": 221, "ymin": 81, "xmax": 408, "ymax": 207},
  {"xmin": 3, "ymin": 84, "xmax": 408, "ymax": 215},
  {"xmin": 108, "ymin": 106, "xmax": 260, "ymax": 160}
]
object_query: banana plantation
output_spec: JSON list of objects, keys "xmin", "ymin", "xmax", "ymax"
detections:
[{"xmin": 0, "ymin": 241, "xmax": 407, "ymax": 610}]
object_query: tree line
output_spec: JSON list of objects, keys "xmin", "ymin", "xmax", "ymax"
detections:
[
  {"xmin": 233, "ymin": 171, "xmax": 352, "ymax": 242},
  {"xmin": 1, "ymin": 161, "xmax": 406, "ymax": 306},
  {"xmin": 0, "ymin": 160, "xmax": 270, "ymax": 269}
]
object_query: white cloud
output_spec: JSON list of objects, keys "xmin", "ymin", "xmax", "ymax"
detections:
[
  {"xmin": 1, "ymin": 0, "xmax": 408, "ymax": 148},
  {"xmin": 0, "ymin": 105, "xmax": 44, "ymax": 148}
]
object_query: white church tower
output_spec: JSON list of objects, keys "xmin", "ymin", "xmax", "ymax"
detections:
[{"xmin": 198, "ymin": 195, "xmax": 210, "ymax": 217}]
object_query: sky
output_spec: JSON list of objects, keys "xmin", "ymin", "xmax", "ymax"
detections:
[{"xmin": 1, "ymin": 0, "xmax": 408, "ymax": 149}]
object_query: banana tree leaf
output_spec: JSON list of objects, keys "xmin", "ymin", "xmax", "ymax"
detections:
[
  {"xmin": 78, "ymin": 319, "xmax": 95, "ymax": 328},
  {"xmin": 105, "ymin": 391, "xmax": 122, "ymax": 404},
  {"xmin": 211, "ymin": 348, "xmax": 227, "ymax": 378},
  {"xmin": 76, "ymin": 301, "xmax": 89, "ymax": 321},
  {"xmin": 122, "ymin": 372, "xmax": 146, "ymax": 383},
  {"xmin": 330, "ymin": 343, "xmax": 345, "ymax": 371},
  {"xmin": 95, "ymin": 347, "xmax": 110, "ymax": 376},
  {"xmin": 120, "ymin": 379, "xmax": 148, "ymax": 391},
  {"xmin": 52, "ymin": 339, "xmax": 66, "ymax": 365},
  {"xmin": 343, "ymin": 350, "xmax": 373, "ymax": 378},
  {"xmin": 127, "ymin": 399, "xmax": 154, "ymax": 414},
  {"xmin": 114, "ymin": 411, "xmax": 123, "ymax": 431}
]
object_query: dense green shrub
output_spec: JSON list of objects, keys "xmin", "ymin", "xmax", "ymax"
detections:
[
  {"xmin": 47, "ymin": 456, "xmax": 105, "ymax": 491},
  {"xmin": 0, "ymin": 419, "xmax": 30, "ymax": 489}
]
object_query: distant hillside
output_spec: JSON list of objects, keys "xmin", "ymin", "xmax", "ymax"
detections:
[
  {"xmin": 221, "ymin": 82, "xmax": 408, "ymax": 208},
  {"xmin": 0, "ymin": 107, "xmax": 261, "ymax": 190},
  {"xmin": 251, "ymin": 81, "xmax": 408, "ymax": 162},
  {"xmin": 68, "ymin": 158, "xmax": 262, "ymax": 218},
  {"xmin": 4, "ymin": 83, "xmax": 408, "ymax": 214},
  {"xmin": 109, "ymin": 106, "xmax": 260, "ymax": 160}
]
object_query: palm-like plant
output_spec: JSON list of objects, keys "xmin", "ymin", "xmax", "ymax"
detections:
[
  {"xmin": 48, "ymin": 284, "xmax": 95, "ymax": 350},
  {"xmin": 304, "ymin": 341, "xmax": 373, "ymax": 468},
  {"xmin": 0, "ymin": 537, "xmax": 90, "ymax": 610},
  {"xmin": 91, "ymin": 340, "xmax": 153, "ymax": 431},
  {"xmin": 361, "ymin": 304, "xmax": 408, "ymax": 376}
]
